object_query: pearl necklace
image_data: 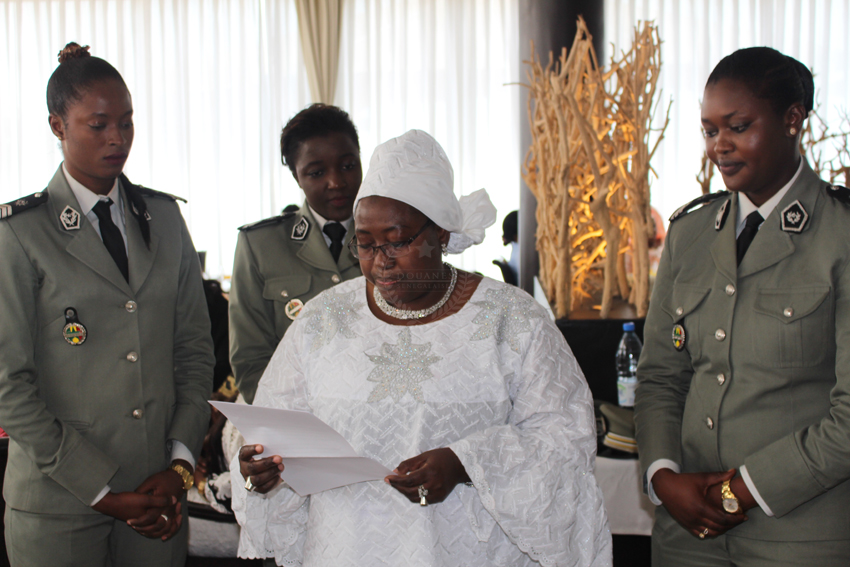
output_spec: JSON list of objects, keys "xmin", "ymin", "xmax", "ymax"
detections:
[{"xmin": 372, "ymin": 264, "xmax": 458, "ymax": 320}]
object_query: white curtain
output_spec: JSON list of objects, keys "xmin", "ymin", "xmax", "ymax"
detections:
[
  {"xmin": 296, "ymin": 0, "xmax": 344, "ymax": 104},
  {"xmin": 605, "ymin": 0, "xmax": 850, "ymax": 222},
  {"xmin": 0, "ymin": 0, "xmax": 312, "ymax": 279},
  {"xmin": 337, "ymin": 0, "xmax": 521, "ymax": 278},
  {"xmin": 0, "ymin": 0, "xmax": 519, "ymax": 280}
]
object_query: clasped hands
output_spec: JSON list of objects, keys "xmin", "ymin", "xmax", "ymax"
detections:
[
  {"xmin": 92, "ymin": 460, "xmax": 190, "ymax": 541},
  {"xmin": 239, "ymin": 445, "xmax": 470, "ymax": 504},
  {"xmin": 653, "ymin": 468, "xmax": 755, "ymax": 540}
]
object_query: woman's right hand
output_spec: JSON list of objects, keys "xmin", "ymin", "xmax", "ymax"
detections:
[
  {"xmin": 239, "ymin": 444, "xmax": 283, "ymax": 494},
  {"xmin": 653, "ymin": 468, "xmax": 748, "ymax": 538}
]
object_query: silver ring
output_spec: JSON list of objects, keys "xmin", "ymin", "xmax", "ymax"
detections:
[
  {"xmin": 245, "ymin": 476, "xmax": 255, "ymax": 492},
  {"xmin": 418, "ymin": 485, "xmax": 429, "ymax": 507},
  {"xmin": 161, "ymin": 514, "xmax": 169, "ymax": 523},
  {"xmin": 699, "ymin": 528, "xmax": 708, "ymax": 539}
]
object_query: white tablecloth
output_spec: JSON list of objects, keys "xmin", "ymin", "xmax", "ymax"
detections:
[{"xmin": 594, "ymin": 456, "xmax": 655, "ymax": 536}]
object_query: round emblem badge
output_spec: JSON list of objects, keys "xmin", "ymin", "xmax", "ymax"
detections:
[
  {"xmin": 671, "ymin": 324, "xmax": 686, "ymax": 351},
  {"xmin": 285, "ymin": 298, "xmax": 304, "ymax": 320},
  {"xmin": 63, "ymin": 322, "xmax": 87, "ymax": 345}
]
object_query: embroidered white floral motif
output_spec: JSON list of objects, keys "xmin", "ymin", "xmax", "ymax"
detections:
[
  {"xmin": 303, "ymin": 289, "xmax": 363, "ymax": 352},
  {"xmin": 786, "ymin": 211, "xmax": 802, "ymax": 224},
  {"xmin": 365, "ymin": 328, "xmax": 440, "ymax": 402},
  {"xmin": 470, "ymin": 287, "xmax": 541, "ymax": 352}
]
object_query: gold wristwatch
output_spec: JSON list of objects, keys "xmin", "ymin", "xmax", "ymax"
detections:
[
  {"xmin": 721, "ymin": 479, "xmax": 741, "ymax": 514},
  {"xmin": 170, "ymin": 462, "xmax": 194, "ymax": 491}
]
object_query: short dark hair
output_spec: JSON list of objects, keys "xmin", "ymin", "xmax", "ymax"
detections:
[
  {"xmin": 279, "ymin": 104, "xmax": 360, "ymax": 178},
  {"xmin": 706, "ymin": 47, "xmax": 814, "ymax": 118},
  {"xmin": 47, "ymin": 42, "xmax": 127, "ymax": 119}
]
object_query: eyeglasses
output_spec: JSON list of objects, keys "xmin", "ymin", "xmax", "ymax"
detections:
[{"xmin": 348, "ymin": 220, "xmax": 434, "ymax": 260}]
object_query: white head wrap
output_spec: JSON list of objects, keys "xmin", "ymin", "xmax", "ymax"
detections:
[{"xmin": 353, "ymin": 129, "xmax": 497, "ymax": 254}]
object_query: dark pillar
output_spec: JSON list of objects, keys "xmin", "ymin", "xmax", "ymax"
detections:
[{"xmin": 517, "ymin": 0, "xmax": 604, "ymax": 294}]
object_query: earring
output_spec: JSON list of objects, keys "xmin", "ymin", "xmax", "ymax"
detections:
[
  {"xmin": 789, "ymin": 127, "xmax": 797, "ymax": 136},
  {"xmin": 441, "ymin": 243, "xmax": 448, "ymax": 256}
]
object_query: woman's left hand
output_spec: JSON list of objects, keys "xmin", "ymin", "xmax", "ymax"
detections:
[{"xmin": 385, "ymin": 448, "xmax": 471, "ymax": 505}]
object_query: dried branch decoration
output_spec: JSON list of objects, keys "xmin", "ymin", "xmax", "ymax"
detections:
[
  {"xmin": 801, "ymin": 107, "xmax": 850, "ymax": 186},
  {"xmin": 522, "ymin": 17, "xmax": 670, "ymax": 319}
]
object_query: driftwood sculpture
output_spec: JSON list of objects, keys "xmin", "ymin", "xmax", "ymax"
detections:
[
  {"xmin": 522, "ymin": 17, "xmax": 669, "ymax": 319},
  {"xmin": 802, "ymin": 108, "xmax": 850, "ymax": 185}
]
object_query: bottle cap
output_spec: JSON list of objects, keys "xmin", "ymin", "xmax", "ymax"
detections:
[{"xmin": 622, "ymin": 322, "xmax": 635, "ymax": 332}]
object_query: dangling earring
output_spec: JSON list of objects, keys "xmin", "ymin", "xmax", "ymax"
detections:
[
  {"xmin": 789, "ymin": 127, "xmax": 798, "ymax": 136},
  {"xmin": 441, "ymin": 243, "xmax": 448, "ymax": 256}
]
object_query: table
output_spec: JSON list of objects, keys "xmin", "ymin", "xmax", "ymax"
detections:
[{"xmin": 595, "ymin": 456, "xmax": 655, "ymax": 536}]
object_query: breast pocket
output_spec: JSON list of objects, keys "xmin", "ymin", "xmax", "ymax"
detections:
[
  {"xmin": 660, "ymin": 283, "xmax": 711, "ymax": 361},
  {"xmin": 263, "ymin": 275, "xmax": 313, "ymax": 332},
  {"xmin": 752, "ymin": 286, "xmax": 832, "ymax": 367}
]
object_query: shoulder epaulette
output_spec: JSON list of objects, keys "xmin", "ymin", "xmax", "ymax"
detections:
[
  {"xmin": 827, "ymin": 184, "xmax": 850, "ymax": 205},
  {"xmin": 119, "ymin": 174, "xmax": 187, "ymax": 203},
  {"xmin": 134, "ymin": 185, "xmax": 187, "ymax": 203},
  {"xmin": 0, "ymin": 190, "xmax": 49, "ymax": 220},
  {"xmin": 238, "ymin": 211, "xmax": 296, "ymax": 231},
  {"xmin": 669, "ymin": 191, "xmax": 730, "ymax": 222}
]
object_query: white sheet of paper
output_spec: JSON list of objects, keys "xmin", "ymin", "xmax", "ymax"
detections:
[{"xmin": 210, "ymin": 401, "xmax": 393, "ymax": 496}]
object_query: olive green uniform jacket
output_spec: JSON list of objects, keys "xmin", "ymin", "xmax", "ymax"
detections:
[
  {"xmin": 635, "ymin": 162, "xmax": 850, "ymax": 543},
  {"xmin": 0, "ymin": 167, "xmax": 214, "ymax": 515},
  {"xmin": 228, "ymin": 204, "xmax": 360, "ymax": 403}
]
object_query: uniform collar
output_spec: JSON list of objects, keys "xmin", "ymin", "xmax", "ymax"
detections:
[
  {"xmin": 306, "ymin": 203, "xmax": 352, "ymax": 233},
  {"xmin": 736, "ymin": 158, "xmax": 803, "ymax": 236},
  {"xmin": 62, "ymin": 163, "xmax": 122, "ymax": 217}
]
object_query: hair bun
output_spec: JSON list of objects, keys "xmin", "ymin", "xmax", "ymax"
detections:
[{"xmin": 57, "ymin": 42, "xmax": 91, "ymax": 64}]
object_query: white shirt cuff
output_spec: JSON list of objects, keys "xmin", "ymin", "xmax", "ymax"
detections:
[
  {"xmin": 739, "ymin": 465, "xmax": 774, "ymax": 517},
  {"xmin": 646, "ymin": 459, "xmax": 681, "ymax": 505},
  {"xmin": 169, "ymin": 440, "xmax": 196, "ymax": 468},
  {"xmin": 90, "ymin": 484, "xmax": 111, "ymax": 506}
]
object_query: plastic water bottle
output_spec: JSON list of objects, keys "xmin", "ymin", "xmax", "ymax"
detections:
[{"xmin": 616, "ymin": 322, "xmax": 642, "ymax": 407}]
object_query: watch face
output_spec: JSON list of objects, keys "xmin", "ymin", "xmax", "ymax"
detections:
[{"xmin": 723, "ymin": 498, "xmax": 739, "ymax": 514}]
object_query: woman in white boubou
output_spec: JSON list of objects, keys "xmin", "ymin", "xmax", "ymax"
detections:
[{"xmin": 232, "ymin": 130, "xmax": 612, "ymax": 567}]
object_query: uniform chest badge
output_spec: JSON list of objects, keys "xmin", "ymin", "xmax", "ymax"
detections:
[
  {"xmin": 59, "ymin": 206, "xmax": 82, "ymax": 230},
  {"xmin": 63, "ymin": 307, "xmax": 87, "ymax": 345},
  {"xmin": 285, "ymin": 298, "xmax": 304, "ymax": 320},
  {"xmin": 672, "ymin": 323, "xmax": 686, "ymax": 351},
  {"xmin": 291, "ymin": 217, "xmax": 310, "ymax": 241},
  {"xmin": 780, "ymin": 200, "xmax": 808, "ymax": 233}
]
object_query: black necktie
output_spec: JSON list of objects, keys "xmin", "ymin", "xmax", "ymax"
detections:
[
  {"xmin": 323, "ymin": 222, "xmax": 347, "ymax": 263},
  {"xmin": 736, "ymin": 211, "xmax": 764, "ymax": 266},
  {"xmin": 92, "ymin": 199, "xmax": 129, "ymax": 281}
]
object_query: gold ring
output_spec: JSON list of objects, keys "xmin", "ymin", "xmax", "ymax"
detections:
[{"xmin": 245, "ymin": 476, "xmax": 255, "ymax": 492}]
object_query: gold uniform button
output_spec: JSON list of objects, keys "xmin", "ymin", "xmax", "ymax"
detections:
[
  {"xmin": 132, "ymin": 409, "xmax": 143, "ymax": 419},
  {"xmin": 717, "ymin": 373, "xmax": 726, "ymax": 385},
  {"xmin": 784, "ymin": 307, "xmax": 794, "ymax": 318},
  {"xmin": 675, "ymin": 307, "xmax": 684, "ymax": 316},
  {"xmin": 331, "ymin": 275, "xmax": 341, "ymax": 284},
  {"xmin": 125, "ymin": 300, "xmax": 137, "ymax": 313},
  {"xmin": 725, "ymin": 284, "xmax": 736, "ymax": 296},
  {"xmin": 706, "ymin": 417, "xmax": 714, "ymax": 429},
  {"xmin": 127, "ymin": 352, "xmax": 139, "ymax": 362},
  {"xmin": 281, "ymin": 290, "xmax": 289, "ymax": 298},
  {"xmin": 715, "ymin": 329, "xmax": 726, "ymax": 341}
]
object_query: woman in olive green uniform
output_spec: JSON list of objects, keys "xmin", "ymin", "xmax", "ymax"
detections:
[
  {"xmin": 0, "ymin": 43, "xmax": 213, "ymax": 567},
  {"xmin": 229, "ymin": 104, "xmax": 363, "ymax": 404},
  {"xmin": 635, "ymin": 47, "xmax": 850, "ymax": 566}
]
